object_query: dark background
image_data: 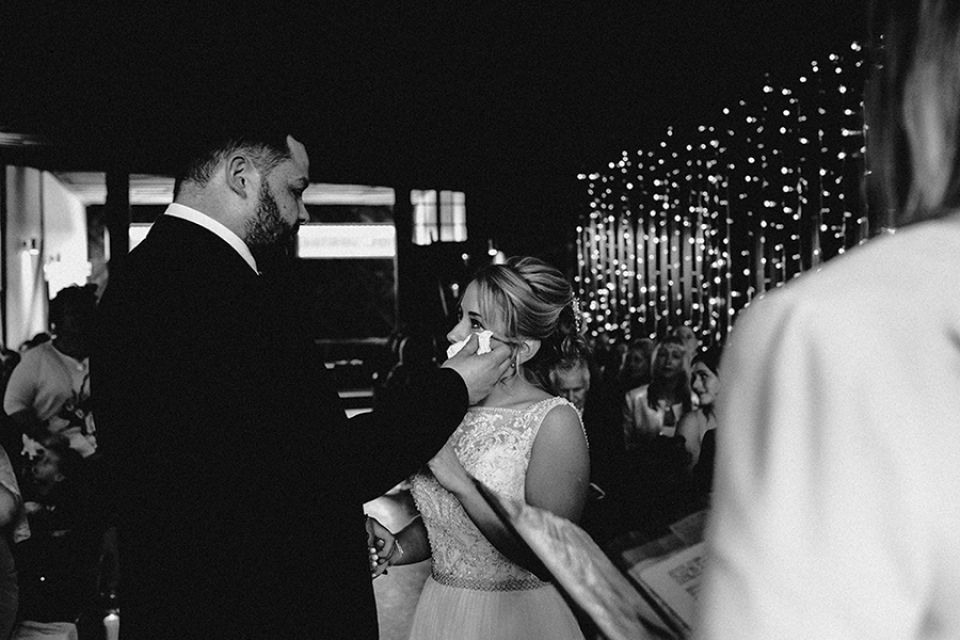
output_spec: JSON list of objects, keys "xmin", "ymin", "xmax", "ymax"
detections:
[{"xmin": 1, "ymin": 2, "xmax": 869, "ymax": 258}]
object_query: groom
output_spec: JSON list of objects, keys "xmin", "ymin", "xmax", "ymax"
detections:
[{"xmin": 91, "ymin": 126, "xmax": 510, "ymax": 640}]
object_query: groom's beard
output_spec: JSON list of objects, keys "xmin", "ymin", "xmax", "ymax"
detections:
[{"xmin": 245, "ymin": 181, "xmax": 299, "ymax": 274}]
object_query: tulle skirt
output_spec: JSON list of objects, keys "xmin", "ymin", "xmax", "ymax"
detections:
[{"xmin": 408, "ymin": 576, "xmax": 585, "ymax": 640}]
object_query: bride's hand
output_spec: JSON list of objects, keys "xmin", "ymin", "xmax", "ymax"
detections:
[{"xmin": 428, "ymin": 444, "xmax": 472, "ymax": 497}]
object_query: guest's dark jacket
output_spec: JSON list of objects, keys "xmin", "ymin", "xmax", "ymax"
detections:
[{"xmin": 91, "ymin": 215, "xmax": 467, "ymax": 640}]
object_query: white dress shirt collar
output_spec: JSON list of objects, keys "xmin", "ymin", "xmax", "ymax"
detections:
[{"xmin": 163, "ymin": 203, "xmax": 259, "ymax": 274}]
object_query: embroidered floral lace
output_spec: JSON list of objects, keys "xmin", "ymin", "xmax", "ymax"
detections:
[{"xmin": 411, "ymin": 397, "xmax": 583, "ymax": 592}]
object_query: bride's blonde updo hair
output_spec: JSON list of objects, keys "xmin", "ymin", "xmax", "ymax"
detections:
[{"xmin": 472, "ymin": 256, "xmax": 587, "ymax": 390}]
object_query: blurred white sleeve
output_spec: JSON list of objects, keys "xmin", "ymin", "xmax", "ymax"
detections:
[{"xmin": 697, "ymin": 291, "xmax": 937, "ymax": 640}]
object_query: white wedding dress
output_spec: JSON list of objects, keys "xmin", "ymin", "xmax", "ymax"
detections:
[{"xmin": 408, "ymin": 397, "xmax": 586, "ymax": 640}]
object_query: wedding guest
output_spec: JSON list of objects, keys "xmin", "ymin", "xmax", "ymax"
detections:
[
  {"xmin": 550, "ymin": 352, "xmax": 627, "ymax": 543},
  {"xmin": 671, "ymin": 324, "xmax": 700, "ymax": 361},
  {"xmin": 622, "ymin": 334, "xmax": 693, "ymax": 445},
  {"xmin": 699, "ymin": 2, "xmax": 960, "ymax": 637},
  {"xmin": 550, "ymin": 354, "xmax": 592, "ymax": 412},
  {"xmin": 612, "ymin": 338, "xmax": 655, "ymax": 396},
  {"xmin": 4, "ymin": 285, "xmax": 99, "ymax": 460},
  {"xmin": 618, "ymin": 335, "xmax": 697, "ymax": 535},
  {"xmin": 592, "ymin": 333, "xmax": 624, "ymax": 388},
  {"xmin": 0, "ymin": 351, "xmax": 22, "ymax": 465},
  {"xmin": 675, "ymin": 347, "xmax": 721, "ymax": 469},
  {"xmin": 91, "ymin": 126, "xmax": 511, "ymax": 640},
  {"xmin": 376, "ymin": 257, "xmax": 590, "ymax": 640},
  {"xmin": 0, "ymin": 446, "xmax": 26, "ymax": 640},
  {"xmin": 673, "ymin": 347, "xmax": 722, "ymax": 510},
  {"xmin": 15, "ymin": 435, "xmax": 102, "ymax": 627}
]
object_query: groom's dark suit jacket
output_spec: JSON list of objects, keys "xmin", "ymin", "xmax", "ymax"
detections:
[{"xmin": 92, "ymin": 215, "xmax": 467, "ymax": 640}]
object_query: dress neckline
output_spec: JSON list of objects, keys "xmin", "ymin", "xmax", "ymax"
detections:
[{"xmin": 469, "ymin": 397, "xmax": 562, "ymax": 413}]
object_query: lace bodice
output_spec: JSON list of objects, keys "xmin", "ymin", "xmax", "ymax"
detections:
[{"xmin": 411, "ymin": 396, "xmax": 582, "ymax": 591}]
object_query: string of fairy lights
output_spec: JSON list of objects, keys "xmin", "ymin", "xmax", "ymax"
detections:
[{"xmin": 576, "ymin": 42, "xmax": 870, "ymax": 348}]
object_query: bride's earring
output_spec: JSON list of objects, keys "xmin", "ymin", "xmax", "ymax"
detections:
[{"xmin": 499, "ymin": 353, "xmax": 519, "ymax": 385}]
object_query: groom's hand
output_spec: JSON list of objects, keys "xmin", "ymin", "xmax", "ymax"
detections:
[
  {"xmin": 442, "ymin": 334, "xmax": 511, "ymax": 405},
  {"xmin": 366, "ymin": 516, "xmax": 395, "ymax": 578}
]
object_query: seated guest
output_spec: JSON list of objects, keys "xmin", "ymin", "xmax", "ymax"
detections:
[
  {"xmin": 0, "ymin": 446, "xmax": 27, "ymax": 640},
  {"xmin": 0, "ymin": 351, "xmax": 22, "ymax": 466},
  {"xmin": 15, "ymin": 435, "xmax": 103, "ymax": 627},
  {"xmin": 676, "ymin": 347, "xmax": 722, "ymax": 499},
  {"xmin": 611, "ymin": 338, "xmax": 655, "ymax": 397},
  {"xmin": 671, "ymin": 324, "xmax": 701, "ymax": 361},
  {"xmin": 676, "ymin": 347, "xmax": 721, "ymax": 467},
  {"xmin": 622, "ymin": 334, "xmax": 693, "ymax": 446},
  {"xmin": 550, "ymin": 352, "xmax": 627, "ymax": 543},
  {"xmin": 592, "ymin": 334, "xmax": 624, "ymax": 389},
  {"xmin": 618, "ymin": 335, "xmax": 699, "ymax": 535}
]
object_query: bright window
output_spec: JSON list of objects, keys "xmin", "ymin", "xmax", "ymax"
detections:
[{"xmin": 412, "ymin": 189, "xmax": 467, "ymax": 245}]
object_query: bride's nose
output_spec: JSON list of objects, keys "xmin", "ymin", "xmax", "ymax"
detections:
[{"xmin": 446, "ymin": 320, "xmax": 470, "ymax": 345}]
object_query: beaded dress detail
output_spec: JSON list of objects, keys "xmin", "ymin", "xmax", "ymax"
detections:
[{"xmin": 411, "ymin": 396, "xmax": 581, "ymax": 591}]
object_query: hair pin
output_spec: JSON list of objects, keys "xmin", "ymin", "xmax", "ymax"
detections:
[{"xmin": 571, "ymin": 297, "xmax": 583, "ymax": 333}]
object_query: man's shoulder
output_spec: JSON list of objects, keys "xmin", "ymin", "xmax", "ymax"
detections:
[
  {"xmin": 96, "ymin": 250, "xmax": 162, "ymax": 320},
  {"xmin": 117, "ymin": 216, "xmax": 232, "ymax": 267},
  {"xmin": 101, "ymin": 221, "xmax": 240, "ymax": 307},
  {"xmin": 16, "ymin": 342, "xmax": 54, "ymax": 367},
  {"xmin": 99, "ymin": 224, "xmax": 179, "ymax": 296}
]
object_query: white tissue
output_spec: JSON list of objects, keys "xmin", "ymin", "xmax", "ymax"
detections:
[{"xmin": 446, "ymin": 330, "xmax": 494, "ymax": 359}]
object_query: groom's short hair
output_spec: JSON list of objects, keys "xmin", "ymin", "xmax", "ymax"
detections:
[{"xmin": 172, "ymin": 125, "xmax": 293, "ymax": 198}]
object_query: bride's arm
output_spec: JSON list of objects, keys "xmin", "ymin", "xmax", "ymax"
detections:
[
  {"xmin": 524, "ymin": 404, "xmax": 590, "ymax": 523},
  {"xmin": 389, "ymin": 516, "xmax": 432, "ymax": 567},
  {"xmin": 429, "ymin": 404, "xmax": 590, "ymax": 576}
]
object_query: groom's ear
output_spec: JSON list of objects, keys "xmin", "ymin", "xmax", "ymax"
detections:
[{"xmin": 224, "ymin": 153, "xmax": 255, "ymax": 199}]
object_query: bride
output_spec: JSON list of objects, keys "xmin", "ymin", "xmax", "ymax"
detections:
[{"xmin": 374, "ymin": 256, "xmax": 590, "ymax": 640}]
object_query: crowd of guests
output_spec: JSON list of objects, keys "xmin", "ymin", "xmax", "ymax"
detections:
[
  {"xmin": 560, "ymin": 325, "xmax": 722, "ymax": 545},
  {"xmin": 0, "ymin": 285, "xmax": 115, "ymax": 640}
]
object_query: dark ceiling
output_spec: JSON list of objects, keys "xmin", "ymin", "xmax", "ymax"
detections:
[{"xmin": 0, "ymin": 1, "xmax": 868, "ymax": 255}]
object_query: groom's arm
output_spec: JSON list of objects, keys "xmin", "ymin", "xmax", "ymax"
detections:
[
  {"xmin": 343, "ymin": 366, "xmax": 469, "ymax": 501},
  {"xmin": 330, "ymin": 337, "xmax": 510, "ymax": 501}
]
